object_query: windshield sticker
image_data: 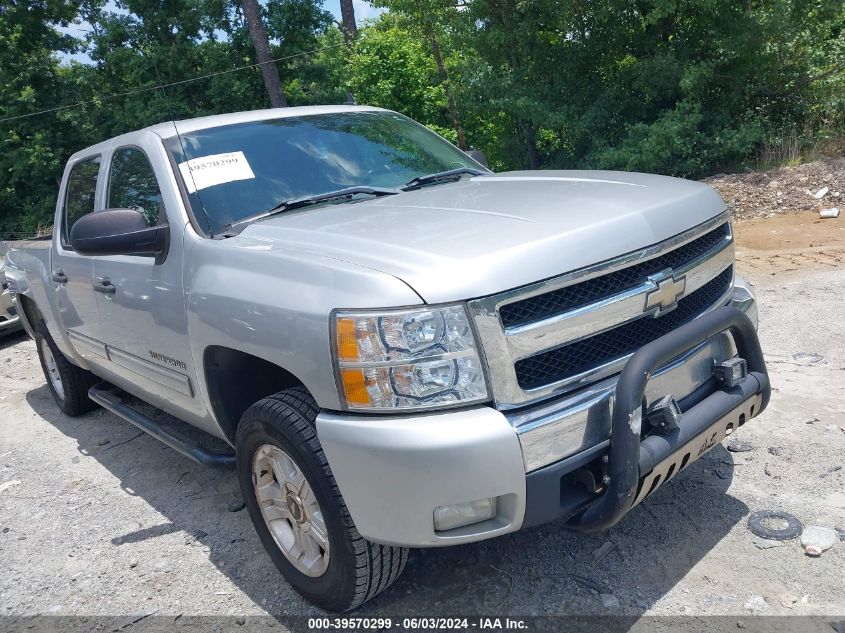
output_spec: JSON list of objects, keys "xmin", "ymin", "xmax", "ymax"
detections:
[{"xmin": 178, "ymin": 151, "xmax": 255, "ymax": 193}]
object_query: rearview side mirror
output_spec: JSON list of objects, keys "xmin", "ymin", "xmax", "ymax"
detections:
[
  {"xmin": 465, "ymin": 149, "xmax": 488, "ymax": 168},
  {"xmin": 70, "ymin": 208, "xmax": 169, "ymax": 262}
]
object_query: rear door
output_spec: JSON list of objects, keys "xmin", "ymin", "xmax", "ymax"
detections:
[
  {"xmin": 91, "ymin": 140, "xmax": 201, "ymax": 417},
  {"xmin": 50, "ymin": 155, "xmax": 105, "ymax": 363}
]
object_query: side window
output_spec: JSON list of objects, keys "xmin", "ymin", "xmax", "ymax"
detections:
[
  {"xmin": 108, "ymin": 147, "xmax": 165, "ymax": 227},
  {"xmin": 63, "ymin": 156, "xmax": 101, "ymax": 246}
]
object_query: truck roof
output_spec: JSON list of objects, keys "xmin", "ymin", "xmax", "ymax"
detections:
[
  {"xmin": 145, "ymin": 104, "xmax": 386, "ymax": 138},
  {"xmin": 68, "ymin": 105, "xmax": 387, "ymax": 161}
]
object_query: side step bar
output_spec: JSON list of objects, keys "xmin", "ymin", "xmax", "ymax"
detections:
[{"xmin": 88, "ymin": 382, "xmax": 236, "ymax": 470}]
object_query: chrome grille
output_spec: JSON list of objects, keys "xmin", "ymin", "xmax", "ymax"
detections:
[
  {"xmin": 500, "ymin": 223, "xmax": 731, "ymax": 328},
  {"xmin": 467, "ymin": 212, "xmax": 734, "ymax": 409},
  {"xmin": 515, "ymin": 266, "xmax": 733, "ymax": 389}
]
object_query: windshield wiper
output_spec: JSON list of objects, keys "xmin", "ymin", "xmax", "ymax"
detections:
[
  {"xmin": 401, "ymin": 167, "xmax": 487, "ymax": 191},
  {"xmin": 223, "ymin": 186, "xmax": 399, "ymax": 234}
]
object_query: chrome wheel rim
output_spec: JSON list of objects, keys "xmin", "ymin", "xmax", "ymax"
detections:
[
  {"xmin": 252, "ymin": 444, "xmax": 330, "ymax": 577},
  {"xmin": 40, "ymin": 339, "xmax": 64, "ymax": 400}
]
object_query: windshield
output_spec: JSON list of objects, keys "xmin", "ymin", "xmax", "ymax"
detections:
[{"xmin": 165, "ymin": 110, "xmax": 482, "ymax": 234}]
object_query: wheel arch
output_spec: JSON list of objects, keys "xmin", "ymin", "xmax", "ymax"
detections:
[
  {"xmin": 203, "ymin": 345, "xmax": 308, "ymax": 443},
  {"xmin": 16, "ymin": 293, "xmax": 42, "ymax": 338}
]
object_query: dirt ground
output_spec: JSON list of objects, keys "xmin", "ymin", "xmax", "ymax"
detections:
[
  {"xmin": 704, "ymin": 156, "xmax": 844, "ymax": 222},
  {"xmin": 735, "ymin": 211, "xmax": 845, "ymax": 279},
  {"xmin": 1, "ymin": 166, "xmax": 844, "ymax": 622}
]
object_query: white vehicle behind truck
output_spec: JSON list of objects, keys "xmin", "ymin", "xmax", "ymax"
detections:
[
  {"xmin": 1, "ymin": 260, "xmax": 23, "ymax": 335},
  {"xmin": 4, "ymin": 106, "xmax": 769, "ymax": 611}
]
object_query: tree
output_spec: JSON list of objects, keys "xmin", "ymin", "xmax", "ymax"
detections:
[
  {"xmin": 457, "ymin": 0, "xmax": 845, "ymax": 175},
  {"xmin": 372, "ymin": 0, "xmax": 467, "ymax": 149},
  {"xmin": 0, "ymin": 0, "xmax": 95, "ymax": 233},
  {"xmin": 241, "ymin": 0, "xmax": 287, "ymax": 107},
  {"xmin": 2, "ymin": 0, "xmax": 845, "ymax": 233},
  {"xmin": 347, "ymin": 15, "xmax": 441, "ymax": 125},
  {"xmin": 338, "ymin": 0, "xmax": 357, "ymax": 43}
]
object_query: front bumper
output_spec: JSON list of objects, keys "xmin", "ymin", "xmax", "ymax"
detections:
[
  {"xmin": 317, "ymin": 405, "xmax": 527, "ymax": 546},
  {"xmin": 316, "ymin": 283, "xmax": 767, "ymax": 547}
]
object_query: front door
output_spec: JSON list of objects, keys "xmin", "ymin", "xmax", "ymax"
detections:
[
  {"xmin": 50, "ymin": 155, "xmax": 103, "ymax": 364},
  {"xmin": 92, "ymin": 141, "xmax": 201, "ymax": 419}
]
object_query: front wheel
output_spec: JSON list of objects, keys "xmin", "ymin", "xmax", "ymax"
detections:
[
  {"xmin": 236, "ymin": 388, "xmax": 407, "ymax": 611},
  {"xmin": 34, "ymin": 321, "xmax": 99, "ymax": 416}
]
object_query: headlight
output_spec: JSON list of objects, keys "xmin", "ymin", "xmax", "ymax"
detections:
[{"xmin": 332, "ymin": 305, "xmax": 489, "ymax": 411}]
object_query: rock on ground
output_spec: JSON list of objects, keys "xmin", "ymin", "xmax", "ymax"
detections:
[{"xmin": 703, "ymin": 157, "xmax": 845, "ymax": 222}]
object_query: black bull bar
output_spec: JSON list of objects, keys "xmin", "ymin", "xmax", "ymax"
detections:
[{"xmin": 570, "ymin": 306, "xmax": 771, "ymax": 533}]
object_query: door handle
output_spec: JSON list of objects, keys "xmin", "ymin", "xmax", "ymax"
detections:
[
  {"xmin": 93, "ymin": 279, "xmax": 116, "ymax": 294},
  {"xmin": 51, "ymin": 270, "xmax": 67, "ymax": 284}
]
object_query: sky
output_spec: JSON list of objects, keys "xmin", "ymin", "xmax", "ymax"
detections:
[
  {"xmin": 58, "ymin": 0, "xmax": 383, "ymax": 64},
  {"xmin": 326, "ymin": 0, "xmax": 381, "ymax": 22}
]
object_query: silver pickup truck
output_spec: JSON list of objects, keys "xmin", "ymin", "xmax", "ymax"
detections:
[{"xmin": 3, "ymin": 105, "xmax": 770, "ymax": 611}]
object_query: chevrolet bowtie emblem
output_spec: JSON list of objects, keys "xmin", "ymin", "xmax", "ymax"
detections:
[{"xmin": 645, "ymin": 269, "xmax": 686, "ymax": 314}]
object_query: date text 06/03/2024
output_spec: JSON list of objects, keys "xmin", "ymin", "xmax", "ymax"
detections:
[{"xmin": 306, "ymin": 617, "xmax": 529, "ymax": 630}]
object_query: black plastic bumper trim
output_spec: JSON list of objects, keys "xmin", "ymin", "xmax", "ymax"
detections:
[{"xmin": 522, "ymin": 440, "xmax": 609, "ymax": 529}]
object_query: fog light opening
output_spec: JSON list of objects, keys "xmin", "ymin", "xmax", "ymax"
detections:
[{"xmin": 434, "ymin": 497, "xmax": 497, "ymax": 532}]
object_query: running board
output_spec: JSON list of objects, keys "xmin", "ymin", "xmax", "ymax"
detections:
[{"xmin": 88, "ymin": 382, "xmax": 236, "ymax": 470}]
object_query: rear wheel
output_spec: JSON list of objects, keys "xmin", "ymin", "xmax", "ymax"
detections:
[
  {"xmin": 34, "ymin": 321, "xmax": 99, "ymax": 416},
  {"xmin": 236, "ymin": 388, "xmax": 407, "ymax": 611}
]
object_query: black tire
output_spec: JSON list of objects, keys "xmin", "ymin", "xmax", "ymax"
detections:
[
  {"xmin": 236, "ymin": 387, "xmax": 407, "ymax": 612},
  {"xmin": 34, "ymin": 321, "xmax": 99, "ymax": 416},
  {"xmin": 747, "ymin": 510, "xmax": 803, "ymax": 541}
]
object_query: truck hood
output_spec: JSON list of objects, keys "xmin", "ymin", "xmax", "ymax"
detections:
[{"xmin": 242, "ymin": 170, "xmax": 727, "ymax": 304}]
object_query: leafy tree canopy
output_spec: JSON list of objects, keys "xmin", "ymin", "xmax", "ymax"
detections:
[{"xmin": 1, "ymin": 0, "xmax": 843, "ymax": 232}]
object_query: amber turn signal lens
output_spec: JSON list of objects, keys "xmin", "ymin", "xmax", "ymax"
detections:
[
  {"xmin": 336, "ymin": 317, "xmax": 359, "ymax": 362},
  {"xmin": 340, "ymin": 368, "xmax": 370, "ymax": 406}
]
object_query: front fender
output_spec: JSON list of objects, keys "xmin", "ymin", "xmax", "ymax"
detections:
[{"xmin": 185, "ymin": 235, "xmax": 424, "ymax": 416}]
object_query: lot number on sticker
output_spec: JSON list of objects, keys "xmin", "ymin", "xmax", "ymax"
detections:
[{"xmin": 178, "ymin": 151, "xmax": 255, "ymax": 193}]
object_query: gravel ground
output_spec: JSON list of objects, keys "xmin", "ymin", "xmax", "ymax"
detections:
[
  {"xmin": 704, "ymin": 157, "xmax": 844, "ymax": 222},
  {"xmin": 1, "ymin": 226, "xmax": 844, "ymax": 622}
]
